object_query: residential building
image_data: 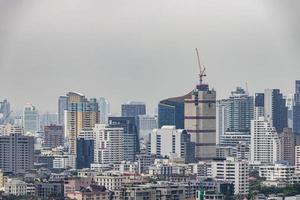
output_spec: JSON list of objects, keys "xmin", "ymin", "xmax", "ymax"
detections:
[
  {"xmin": 295, "ymin": 146, "xmax": 300, "ymax": 174},
  {"xmin": 64, "ymin": 92, "xmax": 100, "ymax": 154},
  {"xmin": 250, "ymin": 117, "xmax": 281, "ymax": 164},
  {"xmin": 0, "ymin": 132, "xmax": 34, "ymax": 174},
  {"xmin": 109, "ymin": 116, "xmax": 138, "ymax": 161},
  {"xmin": 64, "ymin": 177, "xmax": 93, "ymax": 197},
  {"xmin": 258, "ymin": 162, "xmax": 295, "ymax": 181},
  {"xmin": 121, "ymin": 101, "xmax": 146, "ymax": 117},
  {"xmin": 66, "ymin": 185, "xmax": 112, "ymax": 200},
  {"xmin": 94, "ymin": 173, "xmax": 124, "ymax": 191},
  {"xmin": 150, "ymin": 126, "xmax": 195, "ymax": 163},
  {"xmin": 211, "ymin": 157, "xmax": 249, "ymax": 195},
  {"xmin": 4, "ymin": 179, "xmax": 27, "ymax": 196},
  {"xmin": 44, "ymin": 125, "xmax": 64, "ymax": 148},
  {"xmin": 279, "ymin": 128, "xmax": 296, "ymax": 165},
  {"xmin": 93, "ymin": 124, "xmax": 124, "ymax": 164},
  {"xmin": 23, "ymin": 103, "xmax": 39, "ymax": 134}
]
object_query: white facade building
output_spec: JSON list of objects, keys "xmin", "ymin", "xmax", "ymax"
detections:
[
  {"xmin": 4, "ymin": 179, "xmax": 27, "ymax": 196},
  {"xmin": 150, "ymin": 126, "xmax": 195, "ymax": 163},
  {"xmin": 295, "ymin": 146, "xmax": 300, "ymax": 174},
  {"xmin": 250, "ymin": 117, "xmax": 281, "ymax": 164},
  {"xmin": 211, "ymin": 157, "xmax": 249, "ymax": 195},
  {"xmin": 258, "ymin": 163, "xmax": 295, "ymax": 181},
  {"xmin": 93, "ymin": 124, "xmax": 124, "ymax": 164}
]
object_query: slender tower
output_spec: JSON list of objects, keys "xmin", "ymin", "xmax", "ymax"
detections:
[{"xmin": 184, "ymin": 49, "xmax": 216, "ymax": 160}]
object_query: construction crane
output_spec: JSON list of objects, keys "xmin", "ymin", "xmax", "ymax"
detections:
[{"xmin": 195, "ymin": 48, "xmax": 206, "ymax": 85}]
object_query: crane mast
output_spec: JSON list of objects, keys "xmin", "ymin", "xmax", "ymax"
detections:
[{"xmin": 195, "ymin": 48, "xmax": 206, "ymax": 85}]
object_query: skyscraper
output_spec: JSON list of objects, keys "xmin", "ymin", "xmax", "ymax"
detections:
[
  {"xmin": 184, "ymin": 82, "xmax": 216, "ymax": 160},
  {"xmin": 158, "ymin": 92, "xmax": 192, "ymax": 129},
  {"xmin": 0, "ymin": 126, "xmax": 34, "ymax": 174},
  {"xmin": 108, "ymin": 116, "xmax": 138, "ymax": 161},
  {"xmin": 97, "ymin": 97, "xmax": 110, "ymax": 124},
  {"xmin": 23, "ymin": 103, "xmax": 39, "ymax": 134},
  {"xmin": 264, "ymin": 89, "xmax": 288, "ymax": 133},
  {"xmin": 58, "ymin": 96, "xmax": 68, "ymax": 126},
  {"xmin": 44, "ymin": 125, "xmax": 64, "ymax": 148},
  {"xmin": 293, "ymin": 80, "xmax": 300, "ymax": 134},
  {"xmin": 216, "ymin": 99, "xmax": 230, "ymax": 144},
  {"xmin": 93, "ymin": 124, "xmax": 124, "ymax": 164},
  {"xmin": 64, "ymin": 92, "xmax": 100, "ymax": 154},
  {"xmin": 121, "ymin": 101, "xmax": 146, "ymax": 117}
]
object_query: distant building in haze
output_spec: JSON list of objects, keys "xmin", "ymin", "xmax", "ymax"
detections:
[
  {"xmin": 44, "ymin": 125, "xmax": 64, "ymax": 148},
  {"xmin": 23, "ymin": 103, "xmax": 39, "ymax": 134},
  {"xmin": 58, "ymin": 96, "xmax": 68, "ymax": 126},
  {"xmin": 121, "ymin": 101, "xmax": 146, "ymax": 117},
  {"xmin": 97, "ymin": 97, "xmax": 110, "ymax": 124},
  {"xmin": 293, "ymin": 80, "xmax": 300, "ymax": 134}
]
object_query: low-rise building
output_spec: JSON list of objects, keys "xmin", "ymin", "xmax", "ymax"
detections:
[
  {"xmin": 4, "ymin": 179, "xmax": 27, "ymax": 196},
  {"xmin": 258, "ymin": 162, "xmax": 295, "ymax": 181}
]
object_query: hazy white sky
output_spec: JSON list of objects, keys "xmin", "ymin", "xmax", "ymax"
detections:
[{"xmin": 0, "ymin": 0, "xmax": 299, "ymax": 115}]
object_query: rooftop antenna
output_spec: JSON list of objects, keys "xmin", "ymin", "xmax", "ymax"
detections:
[{"xmin": 196, "ymin": 48, "xmax": 206, "ymax": 85}]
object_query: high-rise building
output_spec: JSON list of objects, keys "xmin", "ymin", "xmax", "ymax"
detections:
[
  {"xmin": 250, "ymin": 117, "xmax": 281, "ymax": 164},
  {"xmin": 216, "ymin": 99, "xmax": 230, "ymax": 144},
  {"xmin": 40, "ymin": 112, "xmax": 58, "ymax": 128},
  {"xmin": 76, "ymin": 137, "xmax": 94, "ymax": 169},
  {"xmin": 150, "ymin": 126, "xmax": 195, "ymax": 163},
  {"xmin": 286, "ymin": 94, "xmax": 294, "ymax": 129},
  {"xmin": 64, "ymin": 92, "xmax": 100, "ymax": 154},
  {"xmin": 23, "ymin": 103, "xmax": 39, "ymax": 134},
  {"xmin": 279, "ymin": 128, "xmax": 296, "ymax": 165},
  {"xmin": 97, "ymin": 97, "xmax": 110, "ymax": 124},
  {"xmin": 108, "ymin": 116, "xmax": 138, "ymax": 161},
  {"xmin": 137, "ymin": 115, "xmax": 157, "ymax": 153},
  {"xmin": 58, "ymin": 96, "xmax": 68, "ymax": 126},
  {"xmin": 293, "ymin": 80, "xmax": 300, "ymax": 134},
  {"xmin": 93, "ymin": 124, "xmax": 124, "ymax": 164},
  {"xmin": 44, "ymin": 125, "xmax": 64, "ymax": 148},
  {"xmin": 121, "ymin": 101, "xmax": 146, "ymax": 117},
  {"xmin": 264, "ymin": 89, "xmax": 288, "ymax": 133},
  {"xmin": 295, "ymin": 146, "xmax": 300, "ymax": 174},
  {"xmin": 0, "ymin": 127, "xmax": 34, "ymax": 174},
  {"xmin": 0, "ymin": 99, "xmax": 10, "ymax": 125},
  {"xmin": 184, "ymin": 83, "xmax": 216, "ymax": 160},
  {"xmin": 158, "ymin": 92, "xmax": 192, "ymax": 129},
  {"xmin": 254, "ymin": 93, "xmax": 264, "ymax": 120},
  {"xmin": 227, "ymin": 87, "xmax": 253, "ymax": 133}
]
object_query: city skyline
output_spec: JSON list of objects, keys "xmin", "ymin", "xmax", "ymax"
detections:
[{"xmin": 0, "ymin": 0, "xmax": 299, "ymax": 114}]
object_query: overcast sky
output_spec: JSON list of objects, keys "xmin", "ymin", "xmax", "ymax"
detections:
[{"xmin": 0, "ymin": 0, "xmax": 299, "ymax": 115}]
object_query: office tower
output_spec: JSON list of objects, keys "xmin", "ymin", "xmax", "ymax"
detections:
[
  {"xmin": 293, "ymin": 80, "xmax": 300, "ymax": 134},
  {"xmin": 64, "ymin": 92, "xmax": 100, "ymax": 154},
  {"xmin": 137, "ymin": 115, "xmax": 157, "ymax": 153},
  {"xmin": 211, "ymin": 157, "xmax": 249, "ymax": 195},
  {"xmin": 158, "ymin": 92, "xmax": 192, "ymax": 129},
  {"xmin": 250, "ymin": 117, "xmax": 281, "ymax": 164},
  {"xmin": 58, "ymin": 96, "xmax": 68, "ymax": 126},
  {"xmin": 121, "ymin": 101, "xmax": 146, "ymax": 117},
  {"xmin": 0, "ymin": 99, "xmax": 10, "ymax": 124},
  {"xmin": 227, "ymin": 87, "xmax": 253, "ymax": 132},
  {"xmin": 216, "ymin": 99, "xmax": 230, "ymax": 144},
  {"xmin": 0, "ymin": 127, "xmax": 34, "ymax": 174},
  {"xmin": 184, "ymin": 83, "xmax": 216, "ymax": 160},
  {"xmin": 44, "ymin": 125, "xmax": 64, "ymax": 148},
  {"xmin": 108, "ymin": 116, "xmax": 138, "ymax": 161},
  {"xmin": 279, "ymin": 128, "xmax": 296, "ymax": 165},
  {"xmin": 295, "ymin": 146, "xmax": 300, "ymax": 174},
  {"xmin": 23, "ymin": 103, "xmax": 39, "ymax": 134},
  {"xmin": 264, "ymin": 89, "xmax": 288, "ymax": 133},
  {"xmin": 97, "ymin": 97, "xmax": 110, "ymax": 124},
  {"xmin": 150, "ymin": 126, "xmax": 195, "ymax": 163},
  {"xmin": 76, "ymin": 137, "xmax": 94, "ymax": 169},
  {"xmin": 286, "ymin": 94, "xmax": 294, "ymax": 129},
  {"xmin": 93, "ymin": 124, "xmax": 124, "ymax": 164},
  {"xmin": 254, "ymin": 93, "xmax": 265, "ymax": 120}
]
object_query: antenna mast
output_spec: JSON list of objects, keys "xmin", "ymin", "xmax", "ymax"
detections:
[{"xmin": 195, "ymin": 48, "xmax": 206, "ymax": 85}]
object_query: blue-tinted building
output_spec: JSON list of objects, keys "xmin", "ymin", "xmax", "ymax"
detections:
[
  {"xmin": 158, "ymin": 92, "xmax": 192, "ymax": 129},
  {"xmin": 76, "ymin": 138, "xmax": 94, "ymax": 169},
  {"xmin": 108, "ymin": 116, "xmax": 139, "ymax": 161},
  {"xmin": 121, "ymin": 102, "xmax": 146, "ymax": 117},
  {"xmin": 293, "ymin": 80, "xmax": 300, "ymax": 134}
]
